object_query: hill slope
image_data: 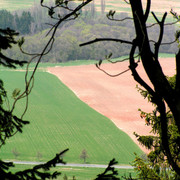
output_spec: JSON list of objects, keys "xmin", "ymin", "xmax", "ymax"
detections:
[
  {"xmin": 48, "ymin": 57, "xmax": 176, "ymax": 153},
  {"xmin": 1, "ymin": 71, "xmax": 142, "ymax": 165}
]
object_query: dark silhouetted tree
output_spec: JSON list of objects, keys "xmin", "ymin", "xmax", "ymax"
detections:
[
  {"xmin": 80, "ymin": 0, "xmax": 180, "ymax": 177},
  {"xmin": 95, "ymin": 159, "xmax": 120, "ymax": 180}
]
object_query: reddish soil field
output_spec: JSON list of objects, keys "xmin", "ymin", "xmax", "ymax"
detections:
[
  {"xmin": 93, "ymin": 0, "xmax": 180, "ymax": 13},
  {"xmin": 48, "ymin": 58, "xmax": 176, "ymax": 153}
]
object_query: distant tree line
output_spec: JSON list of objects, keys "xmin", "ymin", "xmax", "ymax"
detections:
[
  {"xmin": 0, "ymin": 10, "xmax": 33, "ymax": 34},
  {"xmin": 0, "ymin": 1, "xmax": 178, "ymax": 63}
]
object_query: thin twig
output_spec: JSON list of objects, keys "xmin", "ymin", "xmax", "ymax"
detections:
[{"xmin": 96, "ymin": 64, "xmax": 130, "ymax": 77}]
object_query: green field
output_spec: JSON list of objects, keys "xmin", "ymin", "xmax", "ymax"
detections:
[
  {"xmin": 0, "ymin": 53, "xmax": 173, "ymax": 71},
  {"xmin": 0, "ymin": 0, "xmax": 177, "ymax": 25},
  {"xmin": 10, "ymin": 164, "xmax": 136, "ymax": 180},
  {"xmin": 1, "ymin": 70, "xmax": 143, "ymax": 166},
  {"xmin": 0, "ymin": 0, "xmax": 38, "ymax": 11},
  {"xmin": 1, "ymin": 0, "xmax": 179, "ymax": 20}
]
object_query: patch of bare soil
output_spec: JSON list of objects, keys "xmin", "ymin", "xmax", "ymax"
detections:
[
  {"xmin": 48, "ymin": 58, "xmax": 176, "ymax": 153},
  {"xmin": 93, "ymin": 0, "xmax": 180, "ymax": 13}
]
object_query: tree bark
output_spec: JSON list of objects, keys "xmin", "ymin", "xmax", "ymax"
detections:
[{"xmin": 129, "ymin": 0, "xmax": 180, "ymax": 175}]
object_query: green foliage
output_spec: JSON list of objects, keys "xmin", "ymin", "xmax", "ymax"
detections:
[
  {"xmin": 0, "ymin": 5, "xmax": 177, "ymax": 63},
  {"xmin": 133, "ymin": 133, "xmax": 154, "ymax": 150},
  {"xmin": 133, "ymin": 76, "xmax": 180, "ymax": 179},
  {"xmin": 0, "ymin": 149, "xmax": 68, "ymax": 179},
  {"xmin": 167, "ymin": 75, "xmax": 176, "ymax": 89},
  {"xmin": 0, "ymin": 27, "xmax": 27, "ymax": 68},
  {"xmin": 12, "ymin": 88, "xmax": 21, "ymax": 100},
  {"xmin": 11, "ymin": 165, "xmax": 137, "ymax": 180},
  {"xmin": 17, "ymin": 11, "xmax": 33, "ymax": 34},
  {"xmin": 0, "ymin": 10, "xmax": 14, "ymax": 29},
  {"xmin": 0, "ymin": 28, "xmax": 18, "ymax": 50},
  {"xmin": 63, "ymin": 174, "xmax": 68, "ymax": 180},
  {"xmin": 132, "ymin": 154, "xmax": 161, "ymax": 180},
  {"xmin": 0, "ymin": 10, "xmax": 33, "ymax": 34},
  {"xmin": 107, "ymin": 10, "xmax": 116, "ymax": 19},
  {"xmin": 136, "ymin": 85, "xmax": 152, "ymax": 103},
  {"xmin": 0, "ymin": 27, "xmax": 28, "ymax": 148},
  {"xmin": 132, "ymin": 153, "xmax": 180, "ymax": 180},
  {"xmin": 95, "ymin": 159, "xmax": 120, "ymax": 180},
  {"xmin": 4, "ymin": 22, "xmax": 134, "ymax": 62}
]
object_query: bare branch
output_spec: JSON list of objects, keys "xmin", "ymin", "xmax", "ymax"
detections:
[
  {"xmin": 129, "ymin": 41, "xmax": 156, "ymax": 99},
  {"xmin": 123, "ymin": 0, "xmax": 130, "ymax": 4},
  {"xmin": 175, "ymin": 49, "xmax": 180, "ymax": 94},
  {"xmin": 107, "ymin": 15, "xmax": 133, "ymax": 22},
  {"xmin": 147, "ymin": 19, "xmax": 179, "ymax": 28},
  {"xmin": 151, "ymin": 11, "xmax": 160, "ymax": 24},
  {"xmin": 153, "ymin": 12, "xmax": 167, "ymax": 60},
  {"xmin": 144, "ymin": 0, "xmax": 151, "ymax": 22},
  {"xmin": 107, "ymin": 54, "xmax": 139, "ymax": 64},
  {"xmin": 79, "ymin": 38, "xmax": 133, "ymax": 47},
  {"xmin": 149, "ymin": 39, "xmax": 177, "ymax": 46},
  {"xmin": 96, "ymin": 64, "xmax": 130, "ymax": 77},
  {"xmin": 107, "ymin": 16, "xmax": 133, "ymax": 22},
  {"xmin": 161, "ymin": 39, "xmax": 177, "ymax": 45}
]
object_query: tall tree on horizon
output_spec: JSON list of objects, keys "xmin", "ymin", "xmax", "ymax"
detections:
[{"xmin": 101, "ymin": 0, "xmax": 105, "ymax": 14}]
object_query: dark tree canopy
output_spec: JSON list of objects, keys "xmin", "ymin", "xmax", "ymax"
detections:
[
  {"xmin": 80, "ymin": 0, "xmax": 180, "ymax": 178},
  {"xmin": 128, "ymin": 1, "xmax": 180, "ymax": 176}
]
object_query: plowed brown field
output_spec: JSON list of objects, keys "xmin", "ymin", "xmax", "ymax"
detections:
[
  {"xmin": 48, "ymin": 58, "xmax": 176, "ymax": 153},
  {"xmin": 93, "ymin": 0, "xmax": 180, "ymax": 14}
]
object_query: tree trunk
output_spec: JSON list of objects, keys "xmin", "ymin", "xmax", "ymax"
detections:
[{"xmin": 129, "ymin": 0, "xmax": 180, "ymax": 175}]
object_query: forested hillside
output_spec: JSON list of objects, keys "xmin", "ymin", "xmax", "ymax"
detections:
[{"xmin": 1, "ymin": 1, "xmax": 178, "ymax": 63}]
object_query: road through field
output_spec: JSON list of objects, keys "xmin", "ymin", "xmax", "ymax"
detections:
[
  {"xmin": 48, "ymin": 58, "xmax": 176, "ymax": 153},
  {"xmin": 8, "ymin": 161, "xmax": 134, "ymax": 169}
]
